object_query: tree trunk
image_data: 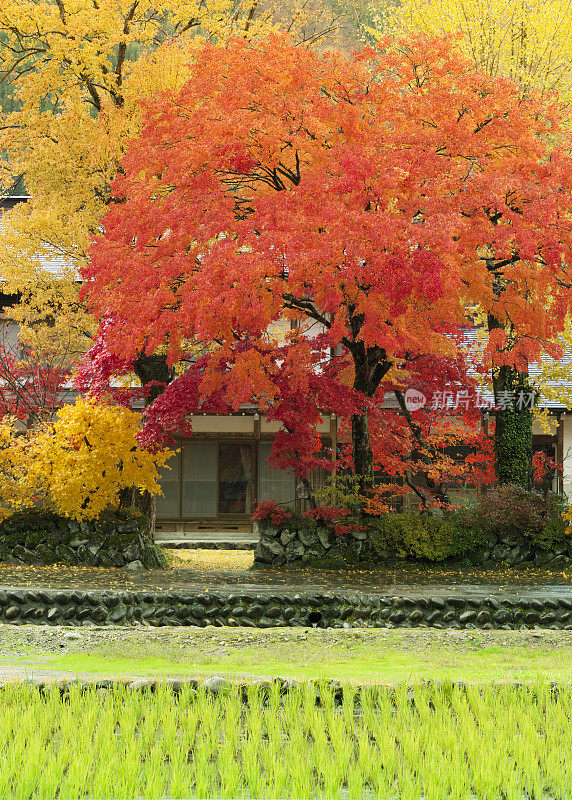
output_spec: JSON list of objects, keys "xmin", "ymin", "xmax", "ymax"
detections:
[
  {"xmin": 119, "ymin": 353, "xmax": 173, "ymax": 541},
  {"xmin": 349, "ymin": 345, "xmax": 391, "ymax": 497},
  {"xmin": 351, "ymin": 410, "xmax": 375, "ymax": 495},
  {"xmin": 488, "ymin": 301, "xmax": 534, "ymax": 489},
  {"xmin": 132, "ymin": 353, "xmax": 174, "ymax": 403}
]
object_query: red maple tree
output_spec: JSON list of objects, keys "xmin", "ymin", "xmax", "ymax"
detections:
[{"xmin": 85, "ymin": 33, "xmax": 572, "ymax": 498}]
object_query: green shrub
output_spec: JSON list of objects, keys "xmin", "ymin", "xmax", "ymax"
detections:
[
  {"xmin": 0, "ymin": 507, "xmax": 64, "ymax": 536},
  {"xmin": 0, "ymin": 506, "xmax": 147, "ymax": 541},
  {"xmin": 456, "ymin": 485, "xmax": 569, "ymax": 550},
  {"xmin": 367, "ymin": 512, "xmax": 477, "ymax": 562}
]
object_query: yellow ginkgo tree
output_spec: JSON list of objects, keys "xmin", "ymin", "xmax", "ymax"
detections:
[{"xmin": 25, "ymin": 397, "xmax": 171, "ymax": 521}]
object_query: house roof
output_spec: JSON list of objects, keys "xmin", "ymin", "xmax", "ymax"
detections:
[{"xmin": 460, "ymin": 326, "xmax": 572, "ymax": 412}]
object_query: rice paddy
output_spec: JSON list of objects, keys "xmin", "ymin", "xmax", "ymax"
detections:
[{"xmin": 0, "ymin": 681, "xmax": 570, "ymax": 799}]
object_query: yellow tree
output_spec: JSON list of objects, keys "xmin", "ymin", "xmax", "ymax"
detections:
[
  {"xmin": 386, "ymin": 0, "xmax": 572, "ymax": 101},
  {"xmin": 29, "ymin": 397, "xmax": 170, "ymax": 521},
  {"xmin": 0, "ymin": 398, "xmax": 170, "ymax": 522}
]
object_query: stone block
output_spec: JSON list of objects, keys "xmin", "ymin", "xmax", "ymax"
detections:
[
  {"xmin": 284, "ymin": 540, "xmax": 305, "ymax": 561},
  {"xmin": 317, "ymin": 528, "xmax": 335, "ymax": 550},
  {"xmin": 298, "ymin": 528, "xmax": 319, "ymax": 547},
  {"xmin": 280, "ymin": 530, "xmax": 296, "ymax": 546},
  {"xmin": 260, "ymin": 537, "xmax": 285, "ymax": 557}
]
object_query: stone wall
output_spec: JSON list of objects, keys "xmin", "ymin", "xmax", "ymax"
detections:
[
  {"xmin": 0, "ymin": 509, "xmax": 166, "ymax": 570},
  {"xmin": 253, "ymin": 520, "xmax": 572, "ymax": 569},
  {"xmin": 0, "ymin": 588, "xmax": 571, "ymax": 629},
  {"xmin": 253, "ymin": 520, "xmax": 377, "ymax": 566}
]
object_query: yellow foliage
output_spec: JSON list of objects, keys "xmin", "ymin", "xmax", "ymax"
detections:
[
  {"xmin": 0, "ymin": 420, "xmax": 45, "ymax": 520},
  {"xmin": 9, "ymin": 279, "xmax": 96, "ymax": 370},
  {"xmin": 28, "ymin": 397, "xmax": 170, "ymax": 520},
  {"xmin": 384, "ymin": 0, "xmax": 572, "ymax": 103}
]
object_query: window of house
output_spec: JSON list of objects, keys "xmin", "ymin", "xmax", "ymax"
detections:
[
  {"xmin": 257, "ymin": 441, "xmax": 296, "ymax": 507},
  {"xmin": 156, "ymin": 450, "xmax": 181, "ymax": 518},
  {"xmin": 182, "ymin": 442, "xmax": 218, "ymax": 517}
]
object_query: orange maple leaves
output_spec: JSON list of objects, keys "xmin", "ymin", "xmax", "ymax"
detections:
[{"xmin": 85, "ymin": 32, "xmax": 572, "ymax": 485}]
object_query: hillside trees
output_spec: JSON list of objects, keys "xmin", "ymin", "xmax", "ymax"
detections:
[{"xmin": 86, "ymin": 34, "xmax": 572, "ymax": 500}]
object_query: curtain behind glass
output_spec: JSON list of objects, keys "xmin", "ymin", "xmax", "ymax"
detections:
[{"xmin": 257, "ymin": 441, "xmax": 296, "ymax": 507}]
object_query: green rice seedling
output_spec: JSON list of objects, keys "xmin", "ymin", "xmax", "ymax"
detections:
[
  {"xmin": 177, "ymin": 700, "xmax": 203, "ymax": 755},
  {"xmin": 12, "ymin": 729, "xmax": 54, "ymax": 800},
  {"xmin": 32, "ymin": 745, "xmax": 69, "ymax": 800},
  {"xmin": 356, "ymin": 727, "xmax": 377, "ymax": 789},
  {"xmin": 508, "ymin": 710, "xmax": 547, "ymax": 796},
  {"xmin": 167, "ymin": 749, "xmax": 195, "ymax": 799},
  {"xmin": 262, "ymin": 704, "xmax": 283, "ymax": 752},
  {"xmin": 216, "ymin": 736, "xmax": 243, "ymax": 799},
  {"xmin": 306, "ymin": 721, "xmax": 333, "ymax": 797},
  {"xmin": 191, "ymin": 735, "xmax": 216, "ymax": 798},
  {"xmin": 115, "ymin": 741, "xmax": 144, "ymax": 800},
  {"xmin": 542, "ymin": 742, "xmax": 572, "ymax": 799},
  {"xmin": 395, "ymin": 758, "xmax": 424, "ymax": 800},
  {"xmin": 1, "ymin": 680, "xmax": 572, "ymax": 799},
  {"xmin": 268, "ymin": 763, "xmax": 291, "ymax": 800},
  {"xmin": 242, "ymin": 739, "xmax": 267, "ymax": 798},
  {"xmin": 341, "ymin": 683, "xmax": 357, "ymax": 730},
  {"xmin": 57, "ymin": 756, "xmax": 92, "ymax": 800},
  {"xmin": 289, "ymin": 748, "xmax": 313, "ymax": 799},
  {"xmin": 139, "ymin": 742, "xmax": 168, "ymax": 800},
  {"xmin": 346, "ymin": 758, "xmax": 365, "ymax": 800}
]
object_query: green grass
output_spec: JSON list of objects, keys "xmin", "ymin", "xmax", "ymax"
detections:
[
  {"xmin": 0, "ymin": 682, "xmax": 570, "ymax": 798},
  {"xmin": 9, "ymin": 628, "xmax": 572, "ymax": 684}
]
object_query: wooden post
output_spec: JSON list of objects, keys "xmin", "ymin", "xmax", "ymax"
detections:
[
  {"xmin": 557, "ymin": 413, "xmax": 564, "ymax": 495},
  {"xmin": 330, "ymin": 413, "xmax": 337, "ymax": 506},
  {"xmin": 253, "ymin": 412, "xmax": 261, "ymax": 517}
]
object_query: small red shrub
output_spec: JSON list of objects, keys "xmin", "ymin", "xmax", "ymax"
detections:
[{"xmin": 252, "ymin": 500, "xmax": 292, "ymax": 526}]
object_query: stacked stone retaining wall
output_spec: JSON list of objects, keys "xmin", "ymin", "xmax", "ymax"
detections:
[
  {"xmin": 253, "ymin": 521, "xmax": 572, "ymax": 569},
  {"xmin": 0, "ymin": 588, "xmax": 571, "ymax": 629},
  {"xmin": 0, "ymin": 510, "xmax": 166, "ymax": 570}
]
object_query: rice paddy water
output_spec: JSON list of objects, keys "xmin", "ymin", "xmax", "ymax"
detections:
[{"xmin": 0, "ymin": 681, "xmax": 569, "ymax": 799}]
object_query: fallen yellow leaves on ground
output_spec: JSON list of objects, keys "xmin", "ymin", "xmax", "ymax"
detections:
[{"xmin": 163, "ymin": 549, "xmax": 253, "ymax": 571}]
